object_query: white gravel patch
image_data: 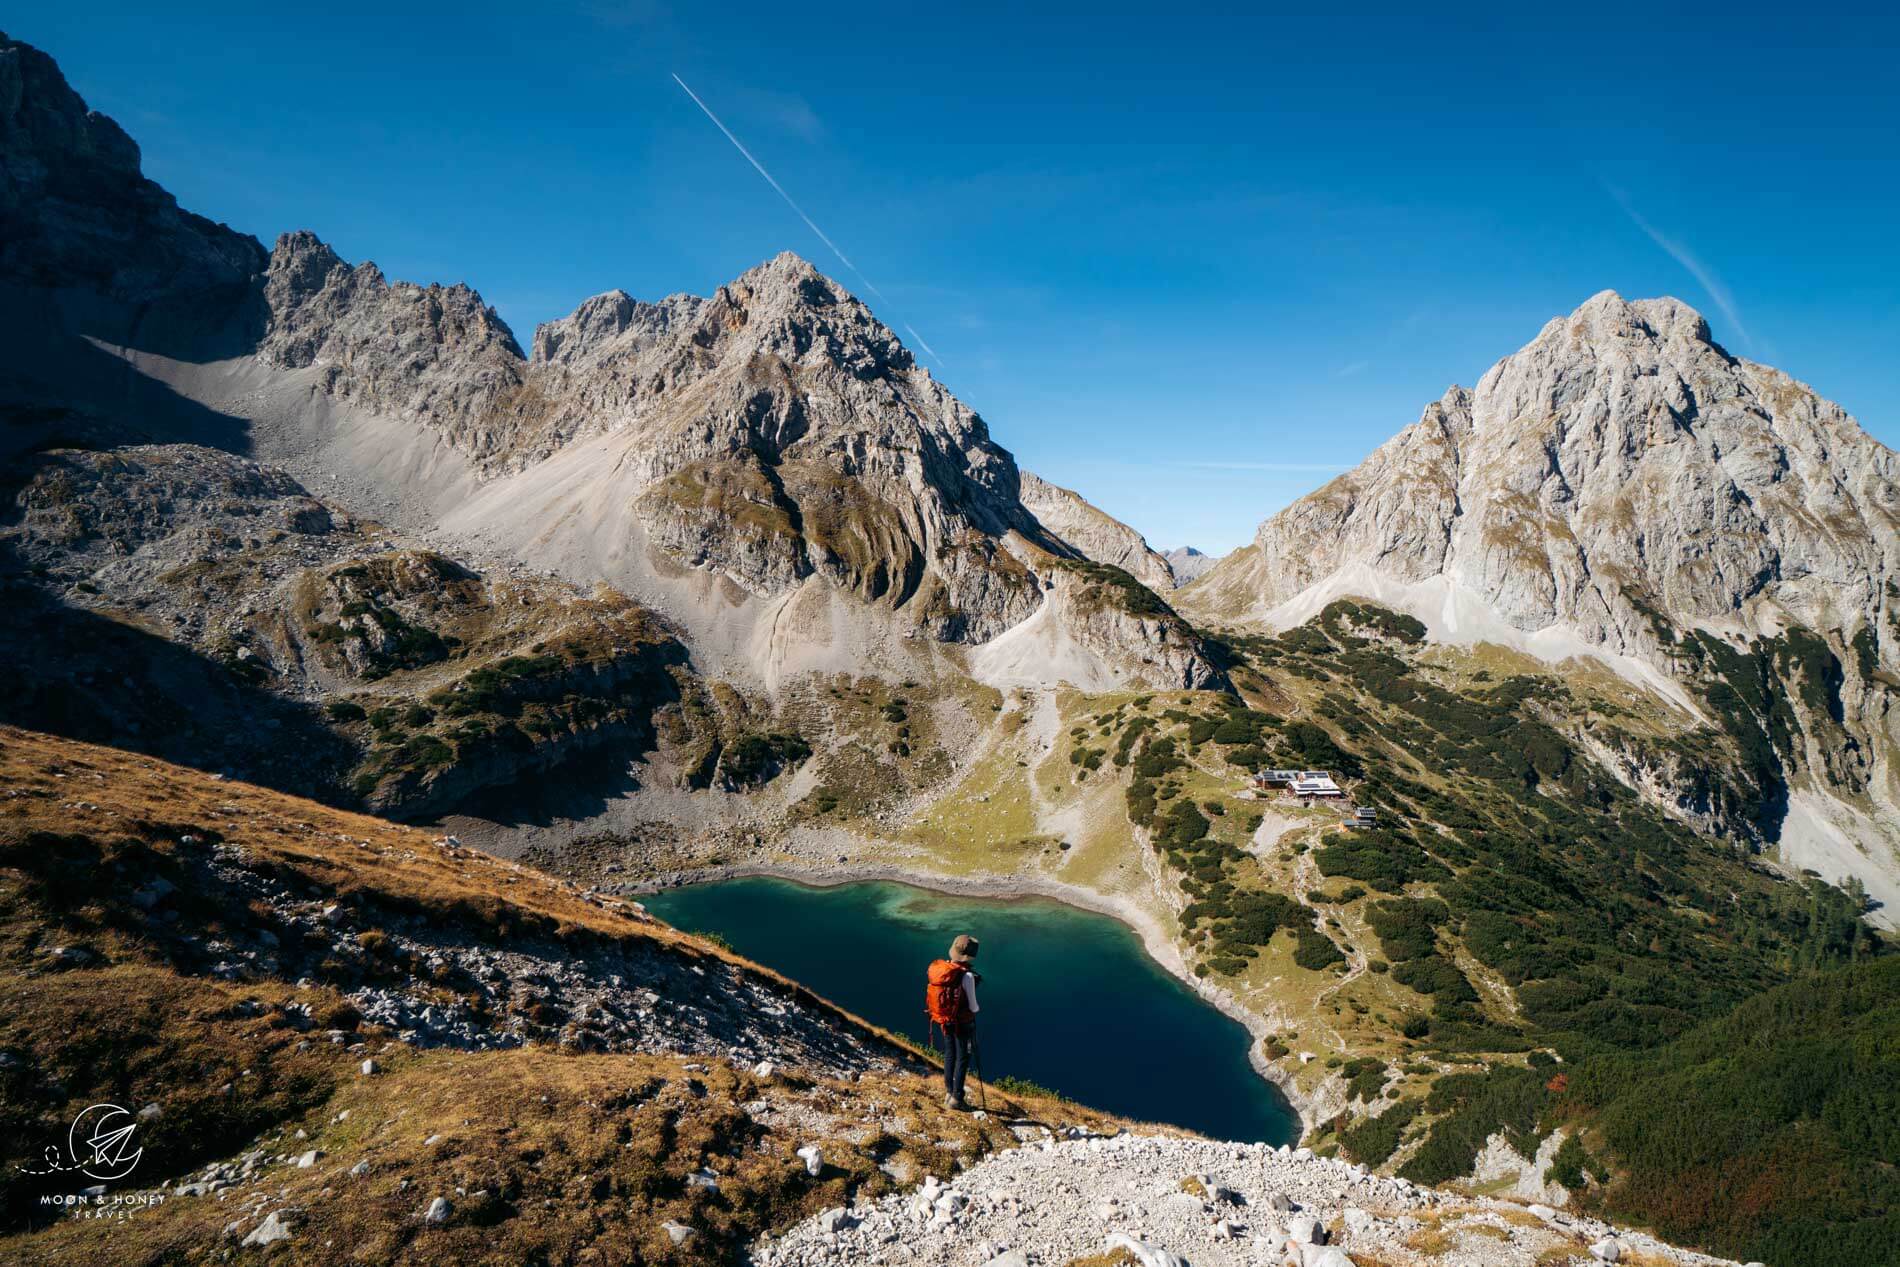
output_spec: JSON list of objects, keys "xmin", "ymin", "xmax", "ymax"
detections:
[{"xmin": 754, "ymin": 1134, "xmax": 1747, "ymax": 1267}]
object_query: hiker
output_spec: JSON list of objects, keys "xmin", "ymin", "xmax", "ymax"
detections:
[{"xmin": 925, "ymin": 934, "xmax": 981, "ymax": 1109}]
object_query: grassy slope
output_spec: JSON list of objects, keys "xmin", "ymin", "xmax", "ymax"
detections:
[{"xmin": 0, "ymin": 727, "xmax": 1135, "ymax": 1266}]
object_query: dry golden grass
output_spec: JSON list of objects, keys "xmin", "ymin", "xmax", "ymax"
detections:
[
  {"xmin": 0, "ymin": 726, "xmax": 1144, "ymax": 1265},
  {"xmin": 0, "ymin": 725, "xmax": 926, "ymax": 1061},
  {"xmin": 1063, "ymin": 1249, "xmax": 1140, "ymax": 1267},
  {"xmin": 8, "ymin": 1044, "xmax": 1068, "ymax": 1267}
]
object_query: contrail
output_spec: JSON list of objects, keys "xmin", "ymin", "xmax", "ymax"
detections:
[
  {"xmin": 1606, "ymin": 185, "xmax": 1753, "ymax": 352},
  {"xmin": 672, "ymin": 73, "xmax": 942, "ymax": 365}
]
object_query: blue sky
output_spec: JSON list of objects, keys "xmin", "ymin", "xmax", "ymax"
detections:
[{"xmin": 16, "ymin": 2, "xmax": 1899, "ymax": 552}]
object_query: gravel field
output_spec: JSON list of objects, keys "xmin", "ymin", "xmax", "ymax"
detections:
[{"xmin": 757, "ymin": 1133, "xmax": 1751, "ymax": 1267}]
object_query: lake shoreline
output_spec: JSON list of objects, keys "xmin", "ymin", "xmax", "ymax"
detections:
[{"xmin": 628, "ymin": 856, "xmax": 1315, "ymax": 1135}]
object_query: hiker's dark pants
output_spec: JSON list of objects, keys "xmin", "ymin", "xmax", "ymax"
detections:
[{"xmin": 943, "ymin": 1022, "xmax": 975, "ymax": 1100}]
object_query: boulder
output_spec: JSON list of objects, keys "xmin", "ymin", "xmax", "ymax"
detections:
[
  {"xmin": 422, "ymin": 1197, "xmax": 452, "ymax": 1225},
  {"xmin": 1105, "ymin": 1234, "xmax": 1190, "ymax": 1267},
  {"xmin": 1287, "ymin": 1213, "xmax": 1326, "ymax": 1244},
  {"xmin": 1590, "ymin": 1237, "xmax": 1623, "ymax": 1262},
  {"xmin": 240, "ymin": 1210, "xmax": 298, "ymax": 1247}
]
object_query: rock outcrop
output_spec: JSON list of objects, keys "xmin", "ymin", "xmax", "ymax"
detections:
[
  {"xmin": 971, "ymin": 555, "xmax": 1228, "ymax": 692},
  {"xmin": 0, "ymin": 443, "xmax": 703, "ymax": 818},
  {"xmin": 258, "ymin": 230, "xmax": 528, "ymax": 454},
  {"xmin": 0, "ymin": 30, "xmax": 263, "ymax": 300}
]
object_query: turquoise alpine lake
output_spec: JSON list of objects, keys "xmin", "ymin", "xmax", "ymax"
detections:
[{"xmin": 642, "ymin": 876, "xmax": 1299, "ymax": 1144}]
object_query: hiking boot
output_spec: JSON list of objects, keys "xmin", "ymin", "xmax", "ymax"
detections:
[{"xmin": 944, "ymin": 1092, "xmax": 965, "ymax": 1111}]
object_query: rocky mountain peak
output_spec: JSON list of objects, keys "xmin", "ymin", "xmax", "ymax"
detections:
[
  {"xmin": 1188, "ymin": 289, "xmax": 1900, "ymax": 655},
  {"xmin": 1552, "ymin": 288, "xmax": 1712, "ymax": 346},
  {"xmin": 716, "ymin": 249, "xmax": 917, "ymax": 375},
  {"xmin": 530, "ymin": 287, "xmax": 705, "ymax": 367},
  {"xmin": 256, "ymin": 229, "xmax": 527, "ymax": 452},
  {"xmin": 1161, "ymin": 545, "xmax": 1222, "ymax": 587},
  {"xmin": 264, "ymin": 228, "xmax": 516, "ymax": 350},
  {"xmin": 0, "ymin": 31, "xmax": 139, "ymax": 173},
  {"xmin": 0, "ymin": 31, "xmax": 263, "ymax": 298}
]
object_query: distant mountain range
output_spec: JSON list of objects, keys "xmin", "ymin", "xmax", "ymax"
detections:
[
  {"xmin": 3, "ymin": 20, "xmax": 1893, "ymax": 911},
  {"xmin": 4, "ymin": 21, "xmax": 1894, "ymax": 914},
  {"xmin": 1163, "ymin": 545, "xmax": 1222, "ymax": 585}
]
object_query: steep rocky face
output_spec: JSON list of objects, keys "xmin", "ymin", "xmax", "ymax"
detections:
[
  {"xmin": 1018, "ymin": 471, "xmax": 1176, "ymax": 591},
  {"xmin": 258, "ymin": 230, "xmax": 528, "ymax": 454},
  {"xmin": 0, "ymin": 31, "xmax": 264, "ymax": 300},
  {"xmin": 1162, "ymin": 545, "xmax": 1220, "ymax": 586},
  {"xmin": 1190, "ymin": 292, "xmax": 1899, "ymax": 658},
  {"xmin": 1184, "ymin": 291, "xmax": 1900, "ymax": 910}
]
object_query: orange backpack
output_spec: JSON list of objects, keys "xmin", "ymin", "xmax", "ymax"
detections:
[{"xmin": 925, "ymin": 959, "xmax": 973, "ymax": 1026}]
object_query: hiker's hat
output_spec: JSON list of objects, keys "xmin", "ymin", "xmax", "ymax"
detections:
[{"xmin": 949, "ymin": 934, "xmax": 979, "ymax": 963}]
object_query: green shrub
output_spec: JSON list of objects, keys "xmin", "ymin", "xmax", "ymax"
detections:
[
  {"xmin": 1339, "ymin": 1097, "xmax": 1421, "ymax": 1167},
  {"xmin": 1400, "ymin": 1065, "xmax": 1548, "ymax": 1185},
  {"xmin": 1544, "ymin": 1131, "xmax": 1604, "ymax": 1190},
  {"xmin": 722, "ymin": 732, "xmax": 812, "ymax": 784},
  {"xmin": 994, "ymin": 1075, "xmax": 1070, "ymax": 1102},
  {"xmin": 1293, "ymin": 928, "xmax": 1346, "ymax": 971}
]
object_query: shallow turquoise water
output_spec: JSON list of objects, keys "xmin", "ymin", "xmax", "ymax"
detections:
[{"xmin": 643, "ymin": 876, "xmax": 1298, "ymax": 1144}]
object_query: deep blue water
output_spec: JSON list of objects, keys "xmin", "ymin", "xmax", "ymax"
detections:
[{"xmin": 643, "ymin": 876, "xmax": 1297, "ymax": 1144}]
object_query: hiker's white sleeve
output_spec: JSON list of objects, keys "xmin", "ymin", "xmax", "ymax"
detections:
[{"xmin": 962, "ymin": 973, "xmax": 979, "ymax": 1014}]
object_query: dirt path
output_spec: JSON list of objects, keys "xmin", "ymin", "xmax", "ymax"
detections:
[{"xmin": 1299, "ymin": 824, "xmax": 1371, "ymax": 1043}]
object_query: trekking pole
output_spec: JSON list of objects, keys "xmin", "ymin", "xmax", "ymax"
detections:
[{"xmin": 974, "ymin": 1028, "xmax": 988, "ymax": 1113}]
